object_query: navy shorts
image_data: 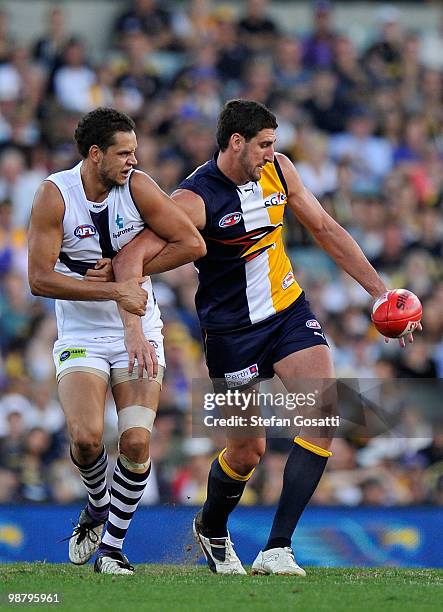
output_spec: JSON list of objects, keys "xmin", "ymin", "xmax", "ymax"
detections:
[{"xmin": 202, "ymin": 292, "xmax": 329, "ymax": 389}]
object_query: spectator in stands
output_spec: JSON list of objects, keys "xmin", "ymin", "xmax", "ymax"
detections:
[
  {"xmin": 113, "ymin": 0, "xmax": 174, "ymax": 51},
  {"xmin": 52, "ymin": 37, "xmax": 96, "ymax": 112},
  {"xmin": 0, "ymin": 410, "xmax": 26, "ymax": 474},
  {"xmin": 0, "ymin": 9, "xmax": 14, "ymax": 63},
  {"xmin": 297, "ymin": 130, "xmax": 338, "ymax": 197},
  {"xmin": 113, "ymin": 30, "xmax": 162, "ymax": 113},
  {"xmin": 18, "ymin": 427, "xmax": 52, "ymax": 503},
  {"xmin": 329, "ymin": 106, "xmax": 393, "ymax": 192},
  {"xmin": 0, "ymin": 270, "xmax": 34, "ymax": 353},
  {"xmin": 33, "ymin": 6, "xmax": 69, "ymax": 74},
  {"xmin": 304, "ymin": 69, "xmax": 351, "ymax": 134},
  {"xmin": 416, "ymin": 424, "xmax": 443, "ymax": 466},
  {"xmin": 420, "ymin": 10, "xmax": 443, "ymax": 71},
  {"xmin": 303, "ymin": 0, "xmax": 337, "ymax": 70},
  {"xmin": 333, "ymin": 34, "xmax": 369, "ymax": 102},
  {"xmin": 214, "ymin": 11, "xmax": 250, "ymax": 85},
  {"xmin": 364, "ymin": 5, "xmax": 404, "ymax": 86},
  {"xmin": 272, "ymin": 36, "xmax": 311, "ymax": 99},
  {"xmin": 359, "ymin": 477, "xmax": 389, "ymax": 506},
  {"xmin": 172, "ymin": 437, "xmax": 214, "ymax": 505},
  {"xmin": 237, "ymin": 0, "xmax": 279, "ymax": 53}
]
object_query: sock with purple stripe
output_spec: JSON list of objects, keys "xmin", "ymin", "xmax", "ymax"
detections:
[
  {"xmin": 99, "ymin": 456, "xmax": 151, "ymax": 554},
  {"xmin": 70, "ymin": 446, "xmax": 110, "ymax": 521}
]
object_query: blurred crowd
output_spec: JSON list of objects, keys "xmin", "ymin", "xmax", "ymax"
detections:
[{"xmin": 0, "ymin": 0, "xmax": 442, "ymax": 507}]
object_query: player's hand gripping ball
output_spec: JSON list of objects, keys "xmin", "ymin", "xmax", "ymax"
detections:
[{"xmin": 371, "ymin": 289, "xmax": 422, "ymax": 338}]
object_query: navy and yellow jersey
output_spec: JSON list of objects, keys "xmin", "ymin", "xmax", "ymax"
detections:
[{"xmin": 178, "ymin": 153, "xmax": 303, "ymax": 332}]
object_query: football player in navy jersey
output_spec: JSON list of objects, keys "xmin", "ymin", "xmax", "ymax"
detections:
[{"xmin": 113, "ymin": 100, "xmax": 419, "ymax": 575}]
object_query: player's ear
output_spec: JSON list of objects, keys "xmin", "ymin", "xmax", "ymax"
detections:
[
  {"xmin": 89, "ymin": 144, "xmax": 102, "ymax": 163},
  {"xmin": 230, "ymin": 133, "xmax": 244, "ymax": 152}
]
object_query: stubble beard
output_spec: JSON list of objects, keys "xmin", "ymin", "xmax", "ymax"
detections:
[
  {"xmin": 98, "ymin": 165, "xmax": 121, "ymax": 189},
  {"xmin": 239, "ymin": 149, "xmax": 257, "ymax": 183}
]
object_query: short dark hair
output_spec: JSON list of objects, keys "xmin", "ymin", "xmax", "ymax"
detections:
[
  {"xmin": 216, "ymin": 100, "xmax": 278, "ymax": 151},
  {"xmin": 74, "ymin": 107, "xmax": 136, "ymax": 158}
]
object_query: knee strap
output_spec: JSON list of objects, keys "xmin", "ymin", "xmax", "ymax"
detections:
[
  {"xmin": 118, "ymin": 405, "xmax": 156, "ymax": 437},
  {"xmin": 119, "ymin": 453, "xmax": 151, "ymax": 472}
]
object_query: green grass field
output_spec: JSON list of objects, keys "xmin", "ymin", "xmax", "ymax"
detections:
[{"xmin": 0, "ymin": 564, "xmax": 442, "ymax": 612}]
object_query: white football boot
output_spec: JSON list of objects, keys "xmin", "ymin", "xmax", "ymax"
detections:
[
  {"xmin": 193, "ymin": 511, "xmax": 246, "ymax": 575},
  {"xmin": 251, "ymin": 547, "xmax": 306, "ymax": 576},
  {"xmin": 68, "ymin": 507, "xmax": 106, "ymax": 565},
  {"xmin": 94, "ymin": 551, "xmax": 134, "ymax": 575}
]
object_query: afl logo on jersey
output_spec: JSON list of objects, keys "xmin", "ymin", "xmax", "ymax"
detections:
[
  {"xmin": 306, "ymin": 319, "xmax": 321, "ymax": 329},
  {"xmin": 74, "ymin": 224, "xmax": 97, "ymax": 239},
  {"xmin": 219, "ymin": 212, "xmax": 243, "ymax": 228}
]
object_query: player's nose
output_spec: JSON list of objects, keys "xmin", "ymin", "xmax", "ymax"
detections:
[{"xmin": 264, "ymin": 146, "xmax": 275, "ymax": 162}]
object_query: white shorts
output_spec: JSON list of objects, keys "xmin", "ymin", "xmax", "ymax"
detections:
[{"xmin": 53, "ymin": 330, "xmax": 165, "ymax": 385}]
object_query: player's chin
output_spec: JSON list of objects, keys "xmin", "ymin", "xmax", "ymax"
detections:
[{"xmin": 118, "ymin": 173, "xmax": 130, "ymax": 184}]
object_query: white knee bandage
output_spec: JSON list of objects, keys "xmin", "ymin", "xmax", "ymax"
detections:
[
  {"xmin": 117, "ymin": 405, "xmax": 156, "ymax": 437},
  {"xmin": 119, "ymin": 453, "xmax": 151, "ymax": 472}
]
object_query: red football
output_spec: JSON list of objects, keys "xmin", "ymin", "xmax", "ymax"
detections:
[{"xmin": 371, "ymin": 289, "xmax": 422, "ymax": 338}]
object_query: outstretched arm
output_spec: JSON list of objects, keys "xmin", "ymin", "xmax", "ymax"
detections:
[
  {"xmin": 277, "ymin": 153, "xmax": 387, "ymax": 299},
  {"xmin": 28, "ymin": 181, "xmax": 148, "ymax": 315},
  {"xmin": 277, "ymin": 153, "xmax": 419, "ymax": 347}
]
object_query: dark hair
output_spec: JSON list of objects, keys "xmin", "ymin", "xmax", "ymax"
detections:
[
  {"xmin": 216, "ymin": 100, "xmax": 278, "ymax": 151},
  {"xmin": 74, "ymin": 107, "xmax": 136, "ymax": 158}
]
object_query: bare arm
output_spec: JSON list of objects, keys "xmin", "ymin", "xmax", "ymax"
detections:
[
  {"xmin": 112, "ymin": 185, "xmax": 206, "ymax": 280},
  {"xmin": 277, "ymin": 153, "xmax": 387, "ymax": 299},
  {"xmin": 127, "ymin": 172, "xmax": 205, "ymax": 275},
  {"xmin": 28, "ymin": 181, "xmax": 148, "ymax": 315}
]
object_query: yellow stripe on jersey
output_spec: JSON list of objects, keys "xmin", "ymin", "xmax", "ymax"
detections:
[{"xmin": 259, "ymin": 164, "xmax": 302, "ymax": 312}]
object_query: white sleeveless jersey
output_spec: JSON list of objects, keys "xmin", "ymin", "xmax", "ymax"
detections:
[{"xmin": 46, "ymin": 162, "xmax": 162, "ymax": 340}]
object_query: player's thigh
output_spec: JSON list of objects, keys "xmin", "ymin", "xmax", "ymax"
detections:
[
  {"xmin": 111, "ymin": 377, "xmax": 161, "ymax": 412},
  {"xmin": 53, "ymin": 336, "xmax": 111, "ymax": 440},
  {"xmin": 57, "ymin": 371, "xmax": 108, "ymax": 441},
  {"xmin": 275, "ymin": 345, "xmax": 337, "ymax": 448},
  {"xmin": 109, "ymin": 332, "xmax": 165, "ymax": 410},
  {"xmin": 274, "ymin": 344, "xmax": 335, "ymax": 382},
  {"xmin": 272, "ymin": 293, "xmax": 332, "ymax": 382}
]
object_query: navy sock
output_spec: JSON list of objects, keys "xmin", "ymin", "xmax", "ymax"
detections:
[
  {"xmin": 201, "ymin": 454, "xmax": 250, "ymax": 538},
  {"xmin": 264, "ymin": 441, "xmax": 329, "ymax": 551}
]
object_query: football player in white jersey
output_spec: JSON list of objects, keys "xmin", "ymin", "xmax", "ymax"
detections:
[{"xmin": 28, "ymin": 107, "xmax": 205, "ymax": 574}]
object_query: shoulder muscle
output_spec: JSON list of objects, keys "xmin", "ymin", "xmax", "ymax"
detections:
[{"xmin": 171, "ymin": 189, "xmax": 206, "ymax": 230}]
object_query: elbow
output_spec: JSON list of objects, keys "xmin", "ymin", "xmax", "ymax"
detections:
[
  {"xmin": 112, "ymin": 253, "xmax": 123, "ymax": 277},
  {"xmin": 311, "ymin": 217, "xmax": 336, "ymax": 246},
  {"xmin": 311, "ymin": 224, "xmax": 329, "ymax": 245},
  {"xmin": 28, "ymin": 274, "xmax": 44, "ymax": 296},
  {"xmin": 189, "ymin": 235, "xmax": 206, "ymax": 260}
]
